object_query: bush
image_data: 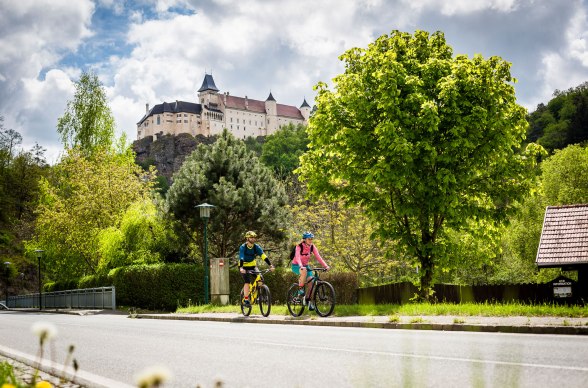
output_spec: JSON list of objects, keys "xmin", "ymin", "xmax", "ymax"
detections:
[{"xmin": 54, "ymin": 264, "xmax": 359, "ymax": 310}]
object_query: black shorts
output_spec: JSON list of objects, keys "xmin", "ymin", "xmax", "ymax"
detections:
[{"xmin": 241, "ymin": 266, "xmax": 258, "ymax": 283}]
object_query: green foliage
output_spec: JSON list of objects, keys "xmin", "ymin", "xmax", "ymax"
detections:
[
  {"xmin": 541, "ymin": 144, "xmax": 588, "ymax": 204},
  {"xmin": 299, "ymin": 30, "xmax": 541, "ymax": 300},
  {"xmin": 165, "ymin": 129, "xmax": 289, "ymax": 258},
  {"xmin": 26, "ymin": 148, "xmax": 155, "ymax": 280},
  {"xmin": 0, "ymin": 118, "xmax": 48, "ymax": 283},
  {"xmin": 0, "ymin": 361, "xmax": 25, "ymax": 387},
  {"xmin": 527, "ymin": 82, "xmax": 588, "ymax": 153},
  {"xmin": 81, "ymin": 263, "xmax": 203, "ymax": 311},
  {"xmin": 260, "ymin": 123, "xmax": 309, "ymax": 177},
  {"xmin": 57, "ymin": 71, "xmax": 116, "ymax": 157},
  {"xmin": 243, "ymin": 136, "xmax": 264, "ymax": 157},
  {"xmin": 97, "ymin": 199, "xmax": 179, "ymax": 272}
]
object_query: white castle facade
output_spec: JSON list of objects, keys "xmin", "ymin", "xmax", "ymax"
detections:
[{"xmin": 137, "ymin": 74, "xmax": 311, "ymax": 140}]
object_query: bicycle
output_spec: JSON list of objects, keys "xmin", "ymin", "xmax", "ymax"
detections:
[
  {"xmin": 240, "ymin": 268, "xmax": 272, "ymax": 317},
  {"xmin": 286, "ymin": 267, "xmax": 335, "ymax": 317}
]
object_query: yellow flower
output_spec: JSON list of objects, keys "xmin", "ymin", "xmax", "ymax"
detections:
[
  {"xmin": 35, "ymin": 382, "xmax": 54, "ymax": 388},
  {"xmin": 2, "ymin": 383, "xmax": 17, "ymax": 388}
]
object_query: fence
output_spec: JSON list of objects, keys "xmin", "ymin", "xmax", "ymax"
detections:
[
  {"xmin": 5, "ymin": 286, "xmax": 116, "ymax": 310},
  {"xmin": 357, "ymin": 281, "xmax": 582, "ymax": 305}
]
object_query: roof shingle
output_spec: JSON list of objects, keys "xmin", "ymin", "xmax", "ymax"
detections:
[{"xmin": 536, "ymin": 204, "xmax": 588, "ymax": 267}]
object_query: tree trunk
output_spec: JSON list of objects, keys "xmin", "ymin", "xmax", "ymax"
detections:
[{"xmin": 418, "ymin": 255, "xmax": 434, "ymax": 301}]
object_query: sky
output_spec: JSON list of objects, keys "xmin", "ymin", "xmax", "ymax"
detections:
[{"xmin": 1, "ymin": 0, "xmax": 588, "ymax": 164}]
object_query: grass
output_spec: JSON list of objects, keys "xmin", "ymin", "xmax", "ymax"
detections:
[{"xmin": 176, "ymin": 302, "xmax": 588, "ymax": 317}]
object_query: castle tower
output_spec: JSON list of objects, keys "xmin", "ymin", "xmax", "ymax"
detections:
[
  {"xmin": 198, "ymin": 73, "xmax": 220, "ymax": 136},
  {"xmin": 265, "ymin": 91, "xmax": 277, "ymax": 134},
  {"xmin": 300, "ymin": 98, "xmax": 311, "ymax": 122}
]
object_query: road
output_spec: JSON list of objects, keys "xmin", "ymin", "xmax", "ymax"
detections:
[{"xmin": 1, "ymin": 311, "xmax": 588, "ymax": 387}]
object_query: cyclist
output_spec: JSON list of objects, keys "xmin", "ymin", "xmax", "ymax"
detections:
[
  {"xmin": 291, "ymin": 231, "xmax": 329, "ymax": 310},
  {"xmin": 239, "ymin": 231, "xmax": 274, "ymax": 306}
]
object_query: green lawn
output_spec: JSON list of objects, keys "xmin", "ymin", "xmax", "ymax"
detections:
[{"xmin": 176, "ymin": 302, "xmax": 588, "ymax": 317}]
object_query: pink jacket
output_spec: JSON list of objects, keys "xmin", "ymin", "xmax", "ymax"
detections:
[{"xmin": 292, "ymin": 242, "xmax": 327, "ymax": 268}]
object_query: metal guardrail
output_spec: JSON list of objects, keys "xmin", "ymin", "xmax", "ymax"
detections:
[{"xmin": 5, "ymin": 286, "xmax": 116, "ymax": 310}]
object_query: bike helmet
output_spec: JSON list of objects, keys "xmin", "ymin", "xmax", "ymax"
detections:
[
  {"xmin": 302, "ymin": 231, "xmax": 314, "ymax": 239},
  {"xmin": 245, "ymin": 231, "xmax": 257, "ymax": 238}
]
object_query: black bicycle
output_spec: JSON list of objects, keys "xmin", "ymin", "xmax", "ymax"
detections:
[
  {"xmin": 240, "ymin": 268, "xmax": 272, "ymax": 317},
  {"xmin": 286, "ymin": 268, "xmax": 335, "ymax": 317}
]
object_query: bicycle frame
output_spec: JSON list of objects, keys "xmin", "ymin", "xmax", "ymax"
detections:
[
  {"xmin": 245, "ymin": 269, "xmax": 269, "ymax": 304},
  {"xmin": 303, "ymin": 267, "xmax": 326, "ymax": 299}
]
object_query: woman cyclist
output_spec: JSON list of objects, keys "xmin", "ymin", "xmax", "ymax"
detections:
[
  {"xmin": 239, "ymin": 231, "xmax": 274, "ymax": 306},
  {"xmin": 291, "ymin": 231, "xmax": 329, "ymax": 310}
]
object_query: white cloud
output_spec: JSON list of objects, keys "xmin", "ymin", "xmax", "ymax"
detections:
[
  {"xmin": 0, "ymin": 0, "xmax": 94, "ymax": 162},
  {"xmin": 406, "ymin": 0, "xmax": 518, "ymax": 15}
]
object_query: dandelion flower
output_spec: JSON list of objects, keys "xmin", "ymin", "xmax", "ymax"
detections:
[
  {"xmin": 35, "ymin": 381, "xmax": 54, "ymax": 388},
  {"xmin": 2, "ymin": 383, "xmax": 17, "ymax": 388},
  {"xmin": 31, "ymin": 322, "xmax": 58, "ymax": 345},
  {"xmin": 134, "ymin": 365, "xmax": 172, "ymax": 388}
]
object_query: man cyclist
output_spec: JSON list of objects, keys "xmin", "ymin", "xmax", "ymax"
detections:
[
  {"xmin": 239, "ymin": 231, "xmax": 274, "ymax": 306},
  {"xmin": 291, "ymin": 231, "xmax": 329, "ymax": 310}
]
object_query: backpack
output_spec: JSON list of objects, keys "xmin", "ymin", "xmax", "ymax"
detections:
[{"xmin": 288, "ymin": 243, "xmax": 314, "ymax": 261}]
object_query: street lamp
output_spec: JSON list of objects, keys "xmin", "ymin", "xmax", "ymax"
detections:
[
  {"xmin": 3, "ymin": 262, "xmax": 10, "ymax": 307},
  {"xmin": 196, "ymin": 203, "xmax": 215, "ymax": 304},
  {"xmin": 35, "ymin": 249, "xmax": 43, "ymax": 310}
]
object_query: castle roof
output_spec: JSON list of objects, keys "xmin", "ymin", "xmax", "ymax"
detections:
[
  {"xmin": 300, "ymin": 98, "xmax": 310, "ymax": 108},
  {"xmin": 198, "ymin": 74, "xmax": 220, "ymax": 92},
  {"xmin": 266, "ymin": 91, "xmax": 275, "ymax": 101},
  {"xmin": 224, "ymin": 95, "xmax": 303, "ymax": 119},
  {"xmin": 137, "ymin": 100, "xmax": 202, "ymax": 125}
]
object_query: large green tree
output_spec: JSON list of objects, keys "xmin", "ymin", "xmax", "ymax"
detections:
[
  {"xmin": 165, "ymin": 129, "xmax": 289, "ymax": 258},
  {"xmin": 57, "ymin": 71, "xmax": 116, "ymax": 156},
  {"xmin": 299, "ymin": 30, "xmax": 541, "ymax": 299},
  {"xmin": 27, "ymin": 148, "xmax": 155, "ymax": 280}
]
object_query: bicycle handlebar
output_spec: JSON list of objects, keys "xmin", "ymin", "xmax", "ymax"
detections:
[{"xmin": 309, "ymin": 267, "xmax": 328, "ymax": 272}]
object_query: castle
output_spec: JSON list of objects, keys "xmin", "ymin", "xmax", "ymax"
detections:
[{"xmin": 137, "ymin": 74, "xmax": 310, "ymax": 140}]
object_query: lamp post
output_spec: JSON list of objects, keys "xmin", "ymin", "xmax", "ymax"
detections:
[
  {"xmin": 3, "ymin": 262, "xmax": 10, "ymax": 307},
  {"xmin": 196, "ymin": 203, "xmax": 215, "ymax": 304},
  {"xmin": 35, "ymin": 249, "xmax": 43, "ymax": 310}
]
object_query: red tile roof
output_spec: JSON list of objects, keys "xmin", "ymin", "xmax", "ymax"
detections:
[
  {"xmin": 224, "ymin": 95, "xmax": 303, "ymax": 119},
  {"xmin": 536, "ymin": 204, "xmax": 588, "ymax": 267}
]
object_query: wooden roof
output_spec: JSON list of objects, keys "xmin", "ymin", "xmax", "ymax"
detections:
[{"xmin": 536, "ymin": 204, "xmax": 588, "ymax": 267}]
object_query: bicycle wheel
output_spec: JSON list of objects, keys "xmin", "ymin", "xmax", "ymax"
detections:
[
  {"xmin": 240, "ymin": 289, "xmax": 252, "ymax": 317},
  {"xmin": 286, "ymin": 283, "xmax": 305, "ymax": 317},
  {"xmin": 314, "ymin": 281, "xmax": 335, "ymax": 317},
  {"xmin": 258, "ymin": 284, "xmax": 272, "ymax": 317}
]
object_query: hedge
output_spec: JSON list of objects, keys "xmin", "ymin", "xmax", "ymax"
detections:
[{"xmin": 55, "ymin": 263, "xmax": 358, "ymax": 311}]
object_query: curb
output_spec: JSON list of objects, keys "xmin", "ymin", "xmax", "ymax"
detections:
[{"xmin": 135, "ymin": 314, "xmax": 588, "ymax": 335}]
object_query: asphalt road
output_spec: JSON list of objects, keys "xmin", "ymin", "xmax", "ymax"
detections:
[{"xmin": 1, "ymin": 311, "xmax": 588, "ymax": 387}]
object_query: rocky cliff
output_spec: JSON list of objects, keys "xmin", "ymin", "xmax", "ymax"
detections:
[{"xmin": 132, "ymin": 133, "xmax": 215, "ymax": 185}]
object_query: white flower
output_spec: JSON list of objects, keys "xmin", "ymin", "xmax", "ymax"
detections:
[
  {"xmin": 134, "ymin": 365, "xmax": 172, "ymax": 388},
  {"xmin": 31, "ymin": 321, "xmax": 58, "ymax": 344}
]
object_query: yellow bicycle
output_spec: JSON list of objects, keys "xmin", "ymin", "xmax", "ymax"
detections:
[{"xmin": 240, "ymin": 268, "xmax": 272, "ymax": 317}]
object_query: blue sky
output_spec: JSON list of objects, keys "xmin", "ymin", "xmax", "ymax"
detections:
[{"xmin": 1, "ymin": 0, "xmax": 588, "ymax": 163}]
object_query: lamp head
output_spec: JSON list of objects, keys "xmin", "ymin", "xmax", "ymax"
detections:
[{"xmin": 196, "ymin": 203, "xmax": 215, "ymax": 219}]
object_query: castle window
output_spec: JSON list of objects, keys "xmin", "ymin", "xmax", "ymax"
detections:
[
  {"xmin": 184, "ymin": 120, "xmax": 188, "ymax": 123},
  {"xmin": 184, "ymin": 114, "xmax": 188, "ymax": 117},
  {"xmin": 157, "ymin": 116, "xmax": 161, "ymax": 125}
]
